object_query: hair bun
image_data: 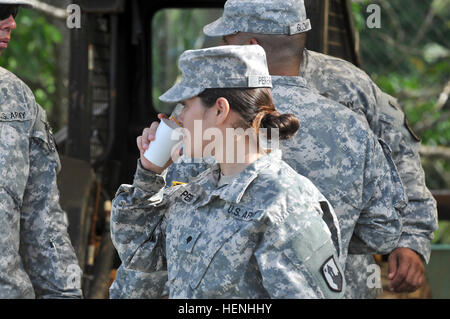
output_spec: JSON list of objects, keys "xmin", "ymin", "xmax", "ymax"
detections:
[{"xmin": 260, "ymin": 111, "xmax": 300, "ymax": 140}]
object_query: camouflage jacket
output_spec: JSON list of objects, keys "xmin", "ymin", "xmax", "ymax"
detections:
[
  {"xmin": 112, "ymin": 76, "xmax": 406, "ymax": 299},
  {"xmin": 164, "ymin": 76, "xmax": 406, "ymax": 298},
  {"xmin": 0, "ymin": 67, "xmax": 82, "ymax": 299},
  {"xmin": 300, "ymin": 49, "xmax": 438, "ymax": 263},
  {"xmin": 168, "ymin": 76, "xmax": 406, "ymax": 261},
  {"xmin": 111, "ymin": 150, "xmax": 346, "ymax": 299}
]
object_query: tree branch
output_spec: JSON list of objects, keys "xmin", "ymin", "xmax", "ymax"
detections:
[
  {"xmin": 414, "ymin": 80, "xmax": 450, "ymax": 134},
  {"xmin": 420, "ymin": 145, "xmax": 450, "ymax": 162}
]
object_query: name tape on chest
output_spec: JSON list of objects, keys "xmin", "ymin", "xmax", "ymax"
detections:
[
  {"xmin": 224, "ymin": 203, "xmax": 260, "ymax": 221},
  {"xmin": 179, "ymin": 189, "xmax": 198, "ymax": 204},
  {"xmin": 0, "ymin": 111, "xmax": 28, "ymax": 121}
]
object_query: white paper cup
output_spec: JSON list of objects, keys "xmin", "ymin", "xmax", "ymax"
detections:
[{"xmin": 144, "ymin": 118, "xmax": 182, "ymax": 167}]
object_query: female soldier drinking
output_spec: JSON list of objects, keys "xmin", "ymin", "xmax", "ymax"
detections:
[{"xmin": 110, "ymin": 45, "xmax": 345, "ymax": 298}]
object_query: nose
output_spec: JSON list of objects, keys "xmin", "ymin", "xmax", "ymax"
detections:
[{"xmin": 1, "ymin": 15, "xmax": 17, "ymax": 30}]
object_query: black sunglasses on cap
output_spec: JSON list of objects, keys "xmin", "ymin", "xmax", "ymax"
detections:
[{"xmin": 0, "ymin": 5, "xmax": 19, "ymax": 20}]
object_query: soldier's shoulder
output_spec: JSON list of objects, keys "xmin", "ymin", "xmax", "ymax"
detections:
[
  {"xmin": 0, "ymin": 67, "xmax": 37, "ymax": 113},
  {"xmin": 250, "ymin": 159, "xmax": 325, "ymax": 219},
  {"xmin": 0, "ymin": 67, "xmax": 32, "ymax": 91},
  {"xmin": 307, "ymin": 50, "xmax": 374, "ymax": 83}
]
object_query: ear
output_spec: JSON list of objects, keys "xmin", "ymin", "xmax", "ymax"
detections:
[{"xmin": 214, "ymin": 97, "xmax": 231, "ymax": 125}]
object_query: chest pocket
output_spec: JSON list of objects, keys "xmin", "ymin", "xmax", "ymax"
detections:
[
  {"xmin": 31, "ymin": 107, "xmax": 61, "ymax": 172},
  {"xmin": 175, "ymin": 219, "xmax": 242, "ymax": 290}
]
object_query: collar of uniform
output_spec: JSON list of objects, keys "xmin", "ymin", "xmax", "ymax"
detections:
[
  {"xmin": 271, "ymin": 74, "xmax": 308, "ymax": 88},
  {"xmin": 298, "ymin": 48, "xmax": 310, "ymax": 79},
  {"xmin": 212, "ymin": 149, "xmax": 283, "ymax": 204}
]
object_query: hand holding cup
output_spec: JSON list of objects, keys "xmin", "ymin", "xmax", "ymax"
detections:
[{"xmin": 137, "ymin": 114, "xmax": 182, "ymax": 174}]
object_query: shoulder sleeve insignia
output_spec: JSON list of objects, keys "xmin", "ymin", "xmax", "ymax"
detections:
[{"xmin": 321, "ymin": 256, "xmax": 343, "ymax": 292}]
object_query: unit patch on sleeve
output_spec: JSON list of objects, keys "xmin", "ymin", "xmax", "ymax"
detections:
[{"xmin": 321, "ymin": 256, "xmax": 343, "ymax": 292}]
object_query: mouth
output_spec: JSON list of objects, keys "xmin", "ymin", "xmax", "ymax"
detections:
[{"xmin": 0, "ymin": 38, "xmax": 10, "ymax": 49}]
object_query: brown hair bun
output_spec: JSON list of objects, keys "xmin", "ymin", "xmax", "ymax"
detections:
[{"xmin": 259, "ymin": 109, "xmax": 300, "ymax": 140}]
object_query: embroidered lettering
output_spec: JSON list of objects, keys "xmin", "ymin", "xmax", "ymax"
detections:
[
  {"xmin": 180, "ymin": 190, "xmax": 195, "ymax": 203},
  {"xmin": 0, "ymin": 111, "xmax": 27, "ymax": 121}
]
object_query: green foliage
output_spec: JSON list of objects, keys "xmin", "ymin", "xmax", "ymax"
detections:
[
  {"xmin": 152, "ymin": 8, "xmax": 222, "ymax": 114},
  {"xmin": 433, "ymin": 221, "xmax": 450, "ymax": 244},
  {"xmin": 353, "ymin": 0, "xmax": 450, "ymax": 242},
  {"xmin": 0, "ymin": 9, "xmax": 61, "ymax": 112}
]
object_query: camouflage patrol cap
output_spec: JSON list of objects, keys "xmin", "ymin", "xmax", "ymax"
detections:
[
  {"xmin": 0, "ymin": 0, "xmax": 33, "ymax": 8},
  {"xmin": 203, "ymin": 0, "xmax": 311, "ymax": 37},
  {"xmin": 159, "ymin": 45, "xmax": 272, "ymax": 103}
]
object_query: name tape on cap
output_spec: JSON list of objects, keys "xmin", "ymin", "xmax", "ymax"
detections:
[
  {"xmin": 289, "ymin": 19, "xmax": 311, "ymax": 35},
  {"xmin": 248, "ymin": 75, "xmax": 272, "ymax": 87}
]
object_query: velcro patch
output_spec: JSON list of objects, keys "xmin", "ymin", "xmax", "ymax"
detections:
[
  {"xmin": 0, "ymin": 111, "xmax": 29, "ymax": 122},
  {"xmin": 289, "ymin": 19, "xmax": 311, "ymax": 35},
  {"xmin": 179, "ymin": 189, "xmax": 198, "ymax": 204},
  {"xmin": 321, "ymin": 256, "xmax": 343, "ymax": 292},
  {"xmin": 248, "ymin": 75, "xmax": 272, "ymax": 88},
  {"xmin": 223, "ymin": 203, "xmax": 261, "ymax": 221}
]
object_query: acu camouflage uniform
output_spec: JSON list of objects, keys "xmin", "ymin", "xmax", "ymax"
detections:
[
  {"xmin": 299, "ymin": 49, "xmax": 438, "ymax": 297},
  {"xmin": 111, "ymin": 45, "xmax": 346, "ymax": 298},
  {"xmin": 111, "ymin": 150, "xmax": 346, "ymax": 299},
  {"xmin": 161, "ymin": 76, "xmax": 407, "ymax": 298},
  {"xmin": 0, "ymin": 67, "xmax": 82, "ymax": 298},
  {"xmin": 111, "ymin": 45, "xmax": 405, "ymax": 299}
]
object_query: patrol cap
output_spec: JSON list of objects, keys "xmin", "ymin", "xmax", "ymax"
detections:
[
  {"xmin": 0, "ymin": 0, "xmax": 33, "ymax": 8},
  {"xmin": 203, "ymin": 0, "xmax": 311, "ymax": 37},
  {"xmin": 159, "ymin": 45, "xmax": 272, "ymax": 103}
]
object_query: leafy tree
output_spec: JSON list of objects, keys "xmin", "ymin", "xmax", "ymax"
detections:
[
  {"xmin": 0, "ymin": 8, "xmax": 61, "ymax": 114},
  {"xmin": 352, "ymin": 0, "xmax": 450, "ymax": 244}
]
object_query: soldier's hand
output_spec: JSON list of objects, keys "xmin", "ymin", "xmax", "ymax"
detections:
[
  {"xmin": 387, "ymin": 247, "xmax": 425, "ymax": 293},
  {"xmin": 137, "ymin": 117, "xmax": 172, "ymax": 174}
]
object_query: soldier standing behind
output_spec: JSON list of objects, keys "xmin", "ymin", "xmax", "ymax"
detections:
[
  {"xmin": 203, "ymin": 0, "xmax": 438, "ymax": 298},
  {"xmin": 0, "ymin": 0, "xmax": 82, "ymax": 298}
]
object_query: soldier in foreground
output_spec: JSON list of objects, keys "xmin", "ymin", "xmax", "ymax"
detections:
[
  {"xmin": 202, "ymin": 0, "xmax": 438, "ymax": 297},
  {"xmin": 0, "ymin": 0, "xmax": 82, "ymax": 298},
  {"xmin": 111, "ymin": 35, "xmax": 406, "ymax": 297},
  {"xmin": 111, "ymin": 45, "xmax": 346, "ymax": 298}
]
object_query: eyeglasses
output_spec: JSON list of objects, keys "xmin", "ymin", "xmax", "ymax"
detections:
[{"xmin": 0, "ymin": 5, "xmax": 19, "ymax": 21}]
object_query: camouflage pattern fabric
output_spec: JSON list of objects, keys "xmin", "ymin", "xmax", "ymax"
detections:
[
  {"xmin": 0, "ymin": 67, "xmax": 82, "ymax": 298},
  {"xmin": 299, "ymin": 49, "xmax": 438, "ymax": 293},
  {"xmin": 110, "ymin": 42, "xmax": 406, "ymax": 298},
  {"xmin": 111, "ymin": 78, "xmax": 406, "ymax": 299},
  {"xmin": 203, "ymin": 0, "xmax": 311, "ymax": 36},
  {"xmin": 203, "ymin": 0, "xmax": 437, "ymax": 266},
  {"xmin": 159, "ymin": 44, "xmax": 272, "ymax": 104},
  {"xmin": 203, "ymin": 0, "xmax": 437, "ymax": 297},
  {"xmin": 111, "ymin": 151, "xmax": 346, "ymax": 299},
  {"xmin": 0, "ymin": 1, "xmax": 33, "ymax": 8},
  {"xmin": 109, "ymin": 267, "xmax": 168, "ymax": 299},
  {"xmin": 163, "ymin": 78, "xmax": 407, "ymax": 299}
]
